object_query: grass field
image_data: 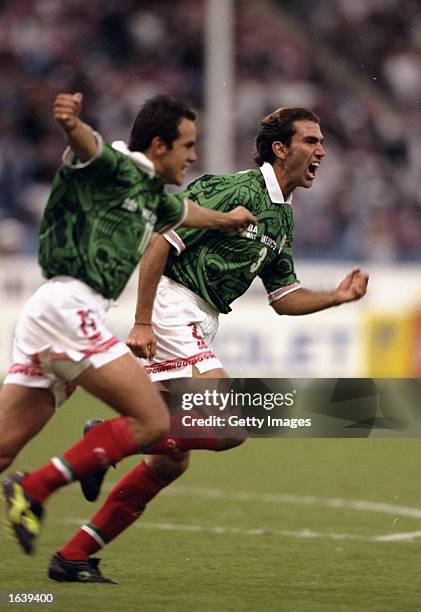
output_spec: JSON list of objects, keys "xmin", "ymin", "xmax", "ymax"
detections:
[{"xmin": 2, "ymin": 388, "xmax": 421, "ymax": 611}]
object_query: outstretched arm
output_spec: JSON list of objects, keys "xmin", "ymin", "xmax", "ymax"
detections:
[
  {"xmin": 54, "ymin": 92, "xmax": 97, "ymax": 162},
  {"xmin": 183, "ymin": 199, "xmax": 257, "ymax": 233},
  {"xmin": 126, "ymin": 234, "xmax": 171, "ymax": 360},
  {"xmin": 272, "ymin": 268, "xmax": 369, "ymax": 315}
]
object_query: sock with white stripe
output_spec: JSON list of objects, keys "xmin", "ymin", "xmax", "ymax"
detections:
[
  {"xmin": 59, "ymin": 461, "xmax": 168, "ymax": 560},
  {"xmin": 21, "ymin": 459, "xmax": 70, "ymax": 503},
  {"xmin": 21, "ymin": 417, "xmax": 138, "ymax": 503}
]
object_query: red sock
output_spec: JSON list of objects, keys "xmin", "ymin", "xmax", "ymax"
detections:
[
  {"xmin": 146, "ymin": 412, "xmax": 217, "ymax": 454},
  {"xmin": 60, "ymin": 461, "xmax": 168, "ymax": 560},
  {"xmin": 22, "ymin": 417, "xmax": 138, "ymax": 503},
  {"xmin": 21, "ymin": 462, "xmax": 67, "ymax": 504}
]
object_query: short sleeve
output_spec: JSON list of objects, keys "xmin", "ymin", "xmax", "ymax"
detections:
[
  {"xmin": 60, "ymin": 135, "xmax": 119, "ymax": 179},
  {"xmin": 259, "ymin": 236, "xmax": 301, "ymax": 304},
  {"xmin": 163, "ymin": 229, "xmax": 186, "ymax": 255}
]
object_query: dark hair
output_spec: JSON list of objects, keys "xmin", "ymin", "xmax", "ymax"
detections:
[
  {"xmin": 253, "ymin": 107, "xmax": 320, "ymax": 166},
  {"xmin": 129, "ymin": 94, "xmax": 196, "ymax": 151}
]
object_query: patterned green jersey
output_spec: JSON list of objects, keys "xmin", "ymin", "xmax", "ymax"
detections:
[
  {"xmin": 164, "ymin": 164, "xmax": 300, "ymax": 314},
  {"xmin": 39, "ymin": 136, "xmax": 186, "ymax": 299}
]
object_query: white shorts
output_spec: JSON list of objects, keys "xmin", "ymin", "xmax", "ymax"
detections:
[
  {"xmin": 144, "ymin": 276, "xmax": 223, "ymax": 381},
  {"xmin": 4, "ymin": 276, "xmax": 129, "ymax": 407}
]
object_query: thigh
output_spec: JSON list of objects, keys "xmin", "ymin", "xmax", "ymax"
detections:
[
  {"xmin": 190, "ymin": 367, "xmax": 247, "ymax": 449},
  {"xmin": 0, "ymin": 383, "xmax": 55, "ymax": 457},
  {"xmin": 7, "ymin": 278, "xmax": 130, "ymax": 408},
  {"xmin": 75, "ymin": 352, "xmax": 168, "ymax": 425}
]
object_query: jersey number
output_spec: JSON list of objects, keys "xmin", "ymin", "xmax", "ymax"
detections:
[
  {"xmin": 250, "ymin": 246, "xmax": 268, "ymax": 273},
  {"xmin": 137, "ymin": 222, "xmax": 154, "ymax": 256}
]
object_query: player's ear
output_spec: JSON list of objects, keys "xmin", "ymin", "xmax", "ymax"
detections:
[
  {"xmin": 150, "ymin": 135, "xmax": 168, "ymax": 156},
  {"xmin": 272, "ymin": 141, "xmax": 288, "ymax": 160}
]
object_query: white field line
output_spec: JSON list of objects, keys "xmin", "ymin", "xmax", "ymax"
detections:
[
  {"xmin": 70, "ymin": 483, "xmax": 421, "ymax": 543},
  {"xmin": 373, "ymin": 531, "xmax": 421, "ymax": 542},
  {"xmin": 57, "ymin": 517, "xmax": 367, "ymax": 542},
  {"xmin": 104, "ymin": 482, "xmax": 421, "ymax": 520},
  {"xmin": 163, "ymin": 485, "xmax": 421, "ymax": 520}
]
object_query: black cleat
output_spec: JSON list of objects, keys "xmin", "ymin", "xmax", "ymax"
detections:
[
  {"xmin": 79, "ymin": 419, "xmax": 111, "ymax": 502},
  {"xmin": 2, "ymin": 471, "xmax": 44, "ymax": 554},
  {"xmin": 48, "ymin": 553, "xmax": 118, "ymax": 584}
]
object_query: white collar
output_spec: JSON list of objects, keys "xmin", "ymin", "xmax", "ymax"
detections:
[
  {"xmin": 260, "ymin": 162, "xmax": 292, "ymax": 204},
  {"xmin": 112, "ymin": 141, "xmax": 156, "ymax": 178}
]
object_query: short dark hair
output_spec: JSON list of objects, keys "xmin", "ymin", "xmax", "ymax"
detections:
[
  {"xmin": 254, "ymin": 107, "xmax": 320, "ymax": 166},
  {"xmin": 129, "ymin": 94, "xmax": 196, "ymax": 152}
]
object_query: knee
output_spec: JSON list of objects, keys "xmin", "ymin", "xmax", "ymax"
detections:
[
  {"xmin": 146, "ymin": 417, "xmax": 171, "ymax": 448},
  {"xmin": 0, "ymin": 437, "xmax": 21, "ymax": 473},
  {"xmin": 0, "ymin": 456, "xmax": 14, "ymax": 474},
  {"xmin": 146, "ymin": 453, "xmax": 190, "ymax": 482},
  {"xmin": 129, "ymin": 411, "xmax": 170, "ymax": 450}
]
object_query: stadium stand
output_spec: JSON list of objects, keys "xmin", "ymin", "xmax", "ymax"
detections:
[{"xmin": 0, "ymin": 0, "xmax": 419, "ymax": 260}]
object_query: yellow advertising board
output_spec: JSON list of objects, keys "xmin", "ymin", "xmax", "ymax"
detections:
[
  {"xmin": 366, "ymin": 310, "xmax": 421, "ymax": 377},
  {"xmin": 366, "ymin": 314, "xmax": 412, "ymax": 376}
]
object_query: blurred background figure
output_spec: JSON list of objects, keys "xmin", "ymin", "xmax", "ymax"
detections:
[
  {"xmin": 1, "ymin": 0, "xmax": 419, "ymax": 261},
  {"xmin": 0, "ymin": 0, "xmax": 420, "ymax": 377}
]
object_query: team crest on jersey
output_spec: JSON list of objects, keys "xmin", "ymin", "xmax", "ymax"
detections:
[
  {"xmin": 121, "ymin": 198, "xmax": 138, "ymax": 212},
  {"xmin": 279, "ymin": 234, "xmax": 287, "ymax": 253}
]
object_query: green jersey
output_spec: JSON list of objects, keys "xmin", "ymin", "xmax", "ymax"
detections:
[
  {"xmin": 39, "ymin": 136, "xmax": 186, "ymax": 300},
  {"xmin": 164, "ymin": 163, "xmax": 299, "ymax": 314}
]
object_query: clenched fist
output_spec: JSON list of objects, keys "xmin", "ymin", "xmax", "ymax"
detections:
[{"xmin": 54, "ymin": 92, "xmax": 83, "ymax": 132}]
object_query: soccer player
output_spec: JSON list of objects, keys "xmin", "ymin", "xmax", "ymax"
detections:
[
  {"xmin": 50, "ymin": 107, "xmax": 369, "ymax": 583},
  {"xmin": 0, "ymin": 91, "xmax": 256, "ymax": 568}
]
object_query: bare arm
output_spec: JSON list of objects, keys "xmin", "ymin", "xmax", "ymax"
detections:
[
  {"xmin": 126, "ymin": 234, "xmax": 171, "ymax": 359},
  {"xmin": 54, "ymin": 92, "xmax": 97, "ymax": 162},
  {"xmin": 272, "ymin": 268, "xmax": 369, "ymax": 315},
  {"xmin": 183, "ymin": 199, "xmax": 257, "ymax": 233}
]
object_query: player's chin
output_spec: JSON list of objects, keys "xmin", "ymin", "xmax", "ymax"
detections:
[
  {"xmin": 302, "ymin": 175, "xmax": 315, "ymax": 188},
  {"xmin": 174, "ymin": 171, "xmax": 186, "ymax": 186}
]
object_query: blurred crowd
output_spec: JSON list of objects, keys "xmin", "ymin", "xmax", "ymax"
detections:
[{"xmin": 0, "ymin": 0, "xmax": 420, "ymax": 260}]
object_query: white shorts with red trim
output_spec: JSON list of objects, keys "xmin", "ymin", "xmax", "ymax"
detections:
[
  {"xmin": 144, "ymin": 276, "xmax": 223, "ymax": 381},
  {"xmin": 4, "ymin": 276, "xmax": 129, "ymax": 407}
]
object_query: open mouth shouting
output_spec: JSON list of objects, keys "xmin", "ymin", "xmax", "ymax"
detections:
[{"xmin": 306, "ymin": 160, "xmax": 320, "ymax": 180}]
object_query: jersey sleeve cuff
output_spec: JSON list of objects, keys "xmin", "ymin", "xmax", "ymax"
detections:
[
  {"xmin": 268, "ymin": 282, "xmax": 301, "ymax": 304},
  {"xmin": 163, "ymin": 230, "xmax": 186, "ymax": 255},
  {"xmin": 61, "ymin": 131, "xmax": 103, "ymax": 169}
]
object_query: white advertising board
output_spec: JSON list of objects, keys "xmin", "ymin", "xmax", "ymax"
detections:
[{"xmin": 1, "ymin": 257, "xmax": 420, "ymax": 377}]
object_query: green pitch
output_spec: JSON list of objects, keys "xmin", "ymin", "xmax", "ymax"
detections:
[{"xmin": 2, "ymin": 389, "xmax": 421, "ymax": 611}]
